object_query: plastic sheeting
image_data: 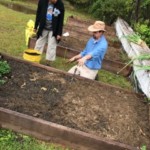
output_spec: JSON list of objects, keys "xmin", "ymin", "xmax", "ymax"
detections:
[{"xmin": 115, "ymin": 18, "xmax": 150, "ymax": 99}]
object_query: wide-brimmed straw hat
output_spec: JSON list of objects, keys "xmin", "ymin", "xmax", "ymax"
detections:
[{"xmin": 88, "ymin": 21, "xmax": 106, "ymax": 32}]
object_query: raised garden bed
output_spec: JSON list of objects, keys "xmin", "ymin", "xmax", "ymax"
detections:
[
  {"xmin": 63, "ymin": 25, "xmax": 121, "ymax": 49},
  {"xmin": 62, "ymin": 28, "xmax": 123, "ymax": 62},
  {"xmin": 60, "ymin": 34, "xmax": 123, "ymax": 62},
  {"xmin": 0, "ymin": 53, "xmax": 150, "ymax": 149},
  {"xmin": 29, "ymin": 37, "xmax": 132, "ymax": 77},
  {"xmin": 66, "ymin": 16, "xmax": 115, "ymax": 33}
]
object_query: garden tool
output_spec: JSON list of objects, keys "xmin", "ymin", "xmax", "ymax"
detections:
[{"xmin": 71, "ymin": 67, "xmax": 78, "ymax": 83}]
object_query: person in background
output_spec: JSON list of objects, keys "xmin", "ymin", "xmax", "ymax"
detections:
[
  {"xmin": 68, "ymin": 21, "xmax": 108, "ymax": 80},
  {"xmin": 34, "ymin": 0, "xmax": 65, "ymax": 66}
]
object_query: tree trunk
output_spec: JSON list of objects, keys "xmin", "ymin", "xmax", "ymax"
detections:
[{"xmin": 135, "ymin": 0, "xmax": 141, "ymax": 22}]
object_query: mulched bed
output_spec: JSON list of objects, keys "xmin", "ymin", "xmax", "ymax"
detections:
[{"xmin": 0, "ymin": 56, "xmax": 150, "ymax": 148}]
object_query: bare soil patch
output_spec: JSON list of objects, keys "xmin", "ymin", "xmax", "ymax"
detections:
[{"xmin": 0, "ymin": 57, "xmax": 150, "ymax": 148}]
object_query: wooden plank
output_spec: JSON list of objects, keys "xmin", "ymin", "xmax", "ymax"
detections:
[
  {"xmin": 0, "ymin": 53, "xmax": 148, "ymax": 149},
  {"xmin": 64, "ymin": 24, "xmax": 118, "ymax": 39},
  {"xmin": 0, "ymin": 52, "xmax": 139, "ymax": 93},
  {"xmin": 0, "ymin": 107, "xmax": 138, "ymax": 150}
]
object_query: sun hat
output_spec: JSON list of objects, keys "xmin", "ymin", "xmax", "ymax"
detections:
[{"xmin": 88, "ymin": 21, "xmax": 106, "ymax": 32}]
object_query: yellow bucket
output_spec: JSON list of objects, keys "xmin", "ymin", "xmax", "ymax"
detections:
[{"xmin": 23, "ymin": 49, "xmax": 41, "ymax": 63}]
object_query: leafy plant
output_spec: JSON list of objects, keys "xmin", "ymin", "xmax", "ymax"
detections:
[
  {"xmin": 0, "ymin": 60, "xmax": 11, "ymax": 85},
  {"xmin": 88, "ymin": 0, "xmax": 128, "ymax": 24},
  {"xmin": 122, "ymin": 33, "xmax": 142, "ymax": 45},
  {"xmin": 134, "ymin": 22, "xmax": 150, "ymax": 47},
  {"xmin": 66, "ymin": 0, "xmax": 150, "ymax": 26},
  {"xmin": 141, "ymin": 145, "xmax": 147, "ymax": 150}
]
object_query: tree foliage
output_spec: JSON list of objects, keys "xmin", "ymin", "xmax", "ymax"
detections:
[
  {"xmin": 66, "ymin": 0, "xmax": 150, "ymax": 25},
  {"xmin": 89, "ymin": 0, "xmax": 127, "ymax": 24},
  {"xmin": 66, "ymin": 0, "xmax": 150, "ymax": 47},
  {"xmin": 134, "ymin": 22, "xmax": 150, "ymax": 47}
]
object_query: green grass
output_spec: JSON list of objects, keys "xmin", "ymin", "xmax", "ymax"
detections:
[
  {"xmin": 98, "ymin": 69, "xmax": 131, "ymax": 89},
  {"xmin": 0, "ymin": 4, "xmax": 35, "ymax": 57},
  {"xmin": 119, "ymin": 50, "xmax": 131, "ymax": 63},
  {"xmin": 0, "ymin": 0, "xmax": 93, "ymax": 23},
  {"xmin": 0, "ymin": 0, "xmax": 37, "ymax": 10},
  {"xmin": 0, "ymin": 129, "xmax": 69, "ymax": 150}
]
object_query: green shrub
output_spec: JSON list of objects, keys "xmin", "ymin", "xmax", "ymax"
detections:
[
  {"xmin": 0, "ymin": 60, "xmax": 11, "ymax": 85},
  {"xmin": 134, "ymin": 22, "xmax": 150, "ymax": 47},
  {"xmin": 88, "ymin": 0, "xmax": 128, "ymax": 24},
  {"xmin": 66, "ymin": 0, "xmax": 150, "ymax": 26}
]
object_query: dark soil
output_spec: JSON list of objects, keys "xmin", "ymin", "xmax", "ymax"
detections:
[{"xmin": 0, "ymin": 57, "xmax": 150, "ymax": 148}]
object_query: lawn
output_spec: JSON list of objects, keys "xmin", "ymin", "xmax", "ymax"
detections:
[{"xmin": 0, "ymin": 129, "xmax": 69, "ymax": 150}]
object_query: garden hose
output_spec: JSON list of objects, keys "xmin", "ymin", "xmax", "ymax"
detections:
[{"xmin": 117, "ymin": 54, "xmax": 150, "ymax": 74}]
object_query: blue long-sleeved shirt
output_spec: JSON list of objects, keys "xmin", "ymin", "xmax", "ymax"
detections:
[{"xmin": 80, "ymin": 35, "xmax": 108, "ymax": 70}]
